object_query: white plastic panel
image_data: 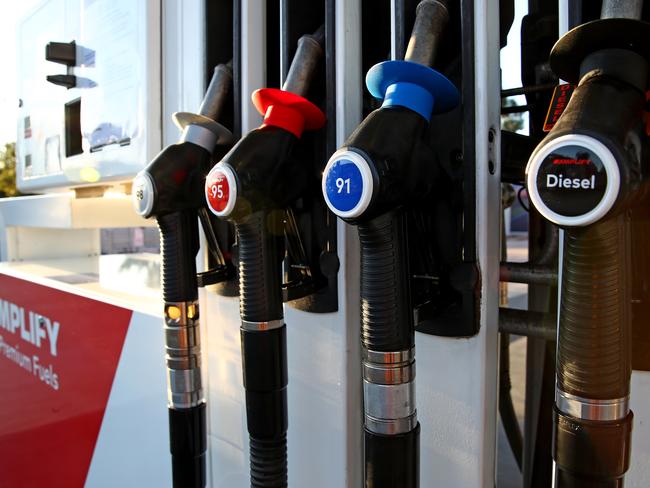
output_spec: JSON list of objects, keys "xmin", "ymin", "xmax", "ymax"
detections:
[
  {"xmin": 85, "ymin": 311, "xmax": 172, "ymax": 488},
  {"xmin": 418, "ymin": 0, "xmax": 501, "ymax": 486},
  {"xmin": 16, "ymin": 0, "xmax": 161, "ymax": 193}
]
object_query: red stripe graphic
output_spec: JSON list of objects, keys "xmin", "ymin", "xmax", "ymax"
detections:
[{"xmin": 0, "ymin": 274, "xmax": 132, "ymax": 488}]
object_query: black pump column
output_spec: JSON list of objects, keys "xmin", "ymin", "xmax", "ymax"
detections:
[
  {"xmin": 321, "ymin": 1, "xmax": 458, "ymax": 486},
  {"xmin": 525, "ymin": 3, "xmax": 650, "ymax": 485},
  {"xmin": 132, "ymin": 64, "xmax": 234, "ymax": 488},
  {"xmin": 204, "ymin": 28, "xmax": 325, "ymax": 488}
]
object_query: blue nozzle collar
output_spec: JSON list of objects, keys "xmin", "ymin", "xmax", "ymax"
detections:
[{"xmin": 366, "ymin": 60, "xmax": 459, "ymax": 121}]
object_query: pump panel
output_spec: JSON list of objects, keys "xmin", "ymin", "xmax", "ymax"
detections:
[{"xmin": 16, "ymin": 0, "xmax": 161, "ymax": 192}]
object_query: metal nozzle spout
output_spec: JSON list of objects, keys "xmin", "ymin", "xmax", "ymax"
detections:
[
  {"xmin": 600, "ymin": 0, "xmax": 643, "ymax": 20},
  {"xmin": 404, "ymin": 0, "xmax": 450, "ymax": 67},
  {"xmin": 282, "ymin": 24, "xmax": 325, "ymax": 97},
  {"xmin": 198, "ymin": 60, "xmax": 233, "ymax": 122}
]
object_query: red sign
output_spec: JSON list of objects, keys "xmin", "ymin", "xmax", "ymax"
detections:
[
  {"xmin": 206, "ymin": 169, "xmax": 231, "ymax": 214},
  {"xmin": 543, "ymin": 84, "xmax": 575, "ymax": 132},
  {"xmin": 0, "ymin": 274, "xmax": 132, "ymax": 487}
]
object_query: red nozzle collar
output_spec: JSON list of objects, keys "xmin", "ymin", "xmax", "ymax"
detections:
[{"xmin": 252, "ymin": 88, "xmax": 325, "ymax": 138}]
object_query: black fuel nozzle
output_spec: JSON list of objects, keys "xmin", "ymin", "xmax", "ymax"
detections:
[
  {"xmin": 525, "ymin": 10, "xmax": 650, "ymax": 487},
  {"xmin": 320, "ymin": 2, "xmax": 458, "ymax": 487},
  {"xmin": 131, "ymin": 62, "xmax": 234, "ymax": 488},
  {"xmin": 321, "ymin": 0, "xmax": 457, "ymax": 223},
  {"xmin": 204, "ymin": 26, "xmax": 325, "ymax": 488},
  {"xmin": 134, "ymin": 62, "xmax": 234, "ymax": 220},
  {"xmin": 526, "ymin": 37, "xmax": 650, "ymax": 228}
]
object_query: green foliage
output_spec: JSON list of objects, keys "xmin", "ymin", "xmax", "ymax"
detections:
[
  {"xmin": 0, "ymin": 143, "xmax": 19, "ymax": 197},
  {"xmin": 501, "ymin": 97, "xmax": 525, "ymax": 133}
]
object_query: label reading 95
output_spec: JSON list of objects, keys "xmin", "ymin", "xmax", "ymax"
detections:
[{"xmin": 205, "ymin": 163, "xmax": 237, "ymax": 217}]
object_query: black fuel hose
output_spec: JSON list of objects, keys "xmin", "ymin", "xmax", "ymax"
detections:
[
  {"xmin": 159, "ymin": 211, "xmax": 200, "ymax": 303},
  {"xmin": 359, "ymin": 210, "xmax": 414, "ymax": 352},
  {"xmin": 237, "ymin": 210, "xmax": 288, "ymax": 487},
  {"xmin": 359, "ymin": 210, "xmax": 419, "ymax": 487}
]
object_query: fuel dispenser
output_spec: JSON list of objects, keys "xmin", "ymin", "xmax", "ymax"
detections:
[
  {"xmin": 131, "ymin": 63, "xmax": 235, "ymax": 487},
  {"xmin": 322, "ymin": 1, "xmax": 459, "ymax": 486},
  {"xmin": 204, "ymin": 27, "xmax": 326, "ymax": 487},
  {"xmin": 525, "ymin": 1, "xmax": 650, "ymax": 485}
]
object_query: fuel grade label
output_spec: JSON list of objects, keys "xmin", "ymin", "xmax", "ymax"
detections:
[
  {"xmin": 535, "ymin": 144, "xmax": 608, "ymax": 217},
  {"xmin": 206, "ymin": 169, "xmax": 231, "ymax": 213},
  {"xmin": 205, "ymin": 163, "xmax": 237, "ymax": 217}
]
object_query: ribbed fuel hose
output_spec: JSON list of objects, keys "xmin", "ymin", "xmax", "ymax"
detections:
[
  {"xmin": 237, "ymin": 210, "xmax": 288, "ymax": 488},
  {"xmin": 359, "ymin": 210, "xmax": 418, "ymax": 487},
  {"xmin": 558, "ymin": 218, "xmax": 631, "ymax": 401},
  {"xmin": 554, "ymin": 215, "xmax": 633, "ymax": 487},
  {"xmin": 159, "ymin": 210, "xmax": 207, "ymax": 488}
]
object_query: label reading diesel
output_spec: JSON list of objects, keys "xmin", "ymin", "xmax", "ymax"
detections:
[{"xmin": 535, "ymin": 144, "xmax": 608, "ymax": 217}]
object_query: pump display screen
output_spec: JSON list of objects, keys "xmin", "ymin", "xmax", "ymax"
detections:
[{"xmin": 535, "ymin": 144, "xmax": 608, "ymax": 217}]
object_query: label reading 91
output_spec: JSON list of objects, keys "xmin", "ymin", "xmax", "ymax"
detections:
[
  {"xmin": 206, "ymin": 170, "xmax": 230, "ymax": 213},
  {"xmin": 324, "ymin": 159, "xmax": 364, "ymax": 212}
]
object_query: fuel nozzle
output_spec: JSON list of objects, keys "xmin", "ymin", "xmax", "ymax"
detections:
[
  {"xmin": 321, "ymin": 0, "xmax": 458, "ymax": 222},
  {"xmin": 525, "ymin": 4, "xmax": 650, "ymax": 486},
  {"xmin": 526, "ymin": 20, "xmax": 650, "ymax": 227},
  {"xmin": 204, "ymin": 29, "xmax": 325, "ymax": 222},
  {"xmin": 203, "ymin": 26, "xmax": 325, "ymax": 488},
  {"xmin": 131, "ymin": 62, "xmax": 234, "ymax": 488},
  {"xmin": 320, "ymin": 2, "xmax": 459, "ymax": 487},
  {"xmin": 133, "ymin": 62, "xmax": 234, "ymax": 219}
]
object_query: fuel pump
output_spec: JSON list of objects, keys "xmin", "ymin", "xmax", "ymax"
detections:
[
  {"xmin": 131, "ymin": 63, "xmax": 234, "ymax": 488},
  {"xmin": 525, "ymin": 1, "xmax": 650, "ymax": 485},
  {"xmin": 321, "ymin": 1, "xmax": 459, "ymax": 486},
  {"xmin": 204, "ymin": 27, "xmax": 325, "ymax": 488}
]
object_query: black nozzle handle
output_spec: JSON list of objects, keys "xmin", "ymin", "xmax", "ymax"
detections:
[
  {"xmin": 365, "ymin": 424, "xmax": 420, "ymax": 488},
  {"xmin": 557, "ymin": 216, "xmax": 631, "ymax": 401},
  {"xmin": 358, "ymin": 210, "xmax": 414, "ymax": 352},
  {"xmin": 236, "ymin": 210, "xmax": 285, "ymax": 321},
  {"xmin": 553, "ymin": 215, "xmax": 633, "ymax": 487},
  {"xmin": 158, "ymin": 211, "xmax": 200, "ymax": 303}
]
